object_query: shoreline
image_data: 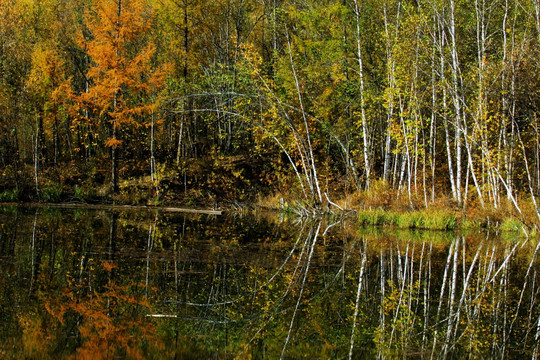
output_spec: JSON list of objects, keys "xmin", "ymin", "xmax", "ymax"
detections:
[
  {"xmin": 0, "ymin": 202, "xmax": 223, "ymax": 215},
  {"xmin": 0, "ymin": 200, "xmax": 533, "ymax": 234}
]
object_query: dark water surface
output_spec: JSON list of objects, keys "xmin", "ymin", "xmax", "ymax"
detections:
[{"xmin": 0, "ymin": 206, "xmax": 539, "ymax": 359}]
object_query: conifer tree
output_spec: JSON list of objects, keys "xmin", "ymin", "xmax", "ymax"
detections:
[{"xmin": 77, "ymin": 0, "xmax": 165, "ymax": 193}]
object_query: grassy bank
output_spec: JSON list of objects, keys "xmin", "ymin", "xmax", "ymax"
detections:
[
  {"xmin": 256, "ymin": 180, "xmax": 537, "ymax": 233},
  {"xmin": 354, "ymin": 208, "xmax": 529, "ymax": 232}
]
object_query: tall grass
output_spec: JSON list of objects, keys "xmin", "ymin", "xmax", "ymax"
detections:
[
  {"xmin": 357, "ymin": 209, "xmax": 456, "ymax": 230},
  {"xmin": 500, "ymin": 218, "xmax": 522, "ymax": 232}
]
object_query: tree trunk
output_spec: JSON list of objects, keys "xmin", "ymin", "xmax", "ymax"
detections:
[
  {"xmin": 34, "ymin": 112, "xmax": 39, "ymax": 198},
  {"xmin": 111, "ymin": 0, "xmax": 122, "ymax": 194},
  {"xmin": 111, "ymin": 128, "xmax": 118, "ymax": 193},
  {"xmin": 352, "ymin": 0, "xmax": 370, "ymax": 189}
]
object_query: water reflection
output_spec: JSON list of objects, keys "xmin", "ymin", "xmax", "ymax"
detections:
[{"xmin": 0, "ymin": 206, "xmax": 539, "ymax": 359}]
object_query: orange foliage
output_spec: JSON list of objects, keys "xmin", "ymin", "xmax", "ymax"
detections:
[
  {"xmin": 77, "ymin": 0, "xmax": 167, "ymax": 147},
  {"xmin": 40, "ymin": 260, "xmax": 160, "ymax": 359},
  {"xmin": 102, "ymin": 260, "xmax": 118, "ymax": 271}
]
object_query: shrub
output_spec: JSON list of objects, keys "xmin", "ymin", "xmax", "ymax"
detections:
[
  {"xmin": 41, "ymin": 185, "xmax": 63, "ymax": 203},
  {"xmin": 0, "ymin": 189, "xmax": 19, "ymax": 202}
]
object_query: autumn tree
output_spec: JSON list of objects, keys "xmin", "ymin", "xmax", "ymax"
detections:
[
  {"xmin": 77, "ymin": 0, "xmax": 166, "ymax": 193},
  {"xmin": 0, "ymin": 0, "xmax": 33, "ymax": 192}
]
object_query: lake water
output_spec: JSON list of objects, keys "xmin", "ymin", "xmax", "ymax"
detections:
[{"xmin": 0, "ymin": 206, "xmax": 539, "ymax": 359}]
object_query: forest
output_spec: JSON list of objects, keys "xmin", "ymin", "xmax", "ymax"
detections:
[{"xmin": 2, "ymin": 0, "xmax": 540, "ymax": 224}]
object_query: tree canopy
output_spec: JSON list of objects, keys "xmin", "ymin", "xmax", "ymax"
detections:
[{"xmin": 2, "ymin": 0, "xmax": 540, "ymax": 219}]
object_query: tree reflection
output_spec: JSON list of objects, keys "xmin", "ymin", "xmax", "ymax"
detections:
[
  {"xmin": 1, "ymin": 207, "xmax": 540, "ymax": 359},
  {"xmin": 1, "ymin": 209, "xmax": 163, "ymax": 359}
]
